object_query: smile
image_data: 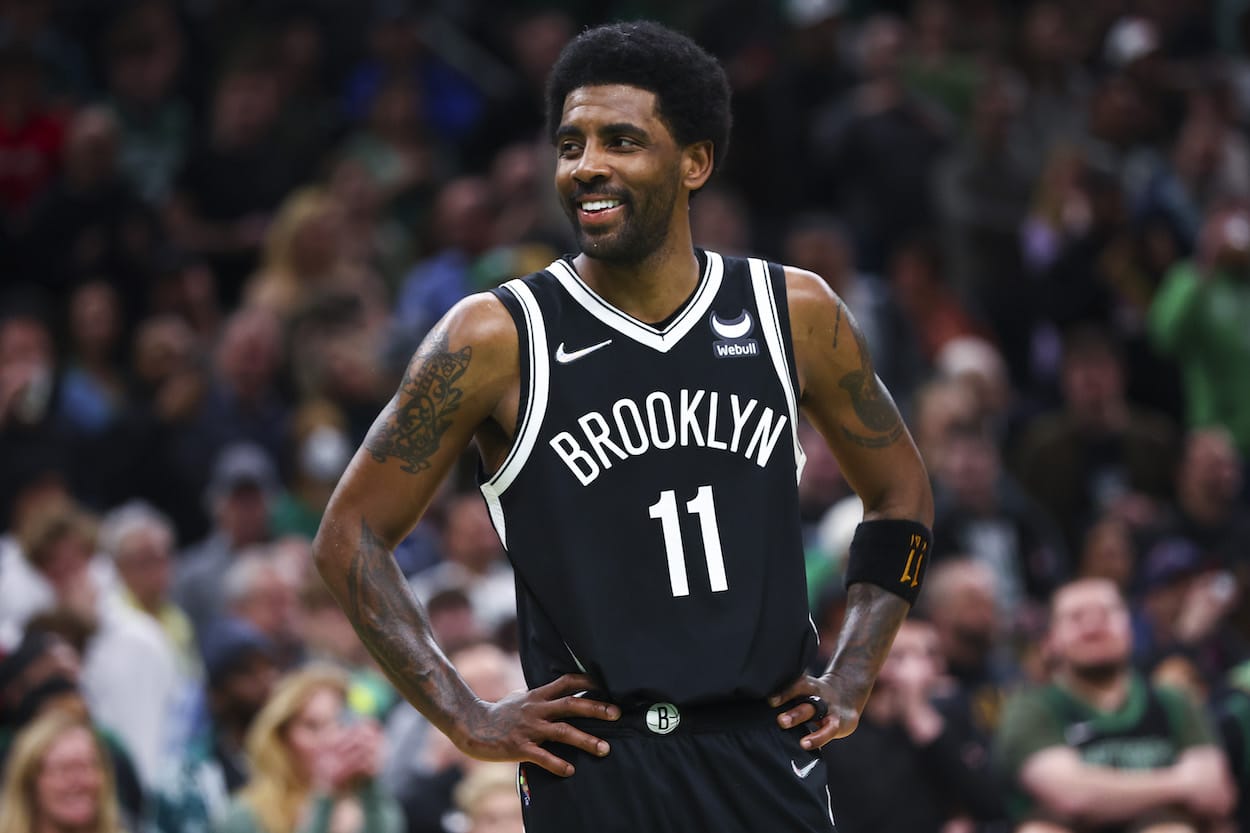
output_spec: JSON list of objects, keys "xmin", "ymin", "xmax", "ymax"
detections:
[{"xmin": 580, "ymin": 199, "xmax": 623, "ymax": 213}]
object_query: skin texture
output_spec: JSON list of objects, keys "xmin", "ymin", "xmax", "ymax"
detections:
[{"xmin": 312, "ymin": 82, "xmax": 932, "ymax": 773}]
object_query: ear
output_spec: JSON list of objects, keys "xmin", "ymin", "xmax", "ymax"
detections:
[{"xmin": 681, "ymin": 140, "xmax": 714, "ymax": 192}]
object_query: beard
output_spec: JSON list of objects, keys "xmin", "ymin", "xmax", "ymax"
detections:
[
  {"xmin": 564, "ymin": 171, "xmax": 680, "ymax": 265},
  {"xmin": 1068, "ymin": 659, "xmax": 1126, "ymax": 686}
]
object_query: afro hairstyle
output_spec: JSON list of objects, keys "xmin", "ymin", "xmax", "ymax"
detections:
[{"xmin": 545, "ymin": 20, "xmax": 732, "ymax": 174}]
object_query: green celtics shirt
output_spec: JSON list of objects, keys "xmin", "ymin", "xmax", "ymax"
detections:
[{"xmin": 995, "ymin": 673, "xmax": 1213, "ymax": 830}]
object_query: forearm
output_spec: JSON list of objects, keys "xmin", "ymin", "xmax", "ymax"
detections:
[
  {"xmin": 823, "ymin": 583, "xmax": 911, "ymax": 714},
  {"xmin": 313, "ymin": 516, "xmax": 477, "ymax": 740},
  {"xmin": 1026, "ymin": 765, "xmax": 1181, "ymax": 824}
]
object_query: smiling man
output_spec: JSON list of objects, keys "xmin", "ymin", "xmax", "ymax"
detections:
[{"xmin": 312, "ymin": 20, "xmax": 933, "ymax": 833}]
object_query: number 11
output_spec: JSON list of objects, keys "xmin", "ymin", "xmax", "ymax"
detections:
[{"xmin": 648, "ymin": 485, "xmax": 728, "ymax": 597}]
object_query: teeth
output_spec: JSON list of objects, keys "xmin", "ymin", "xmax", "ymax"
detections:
[{"xmin": 581, "ymin": 199, "xmax": 621, "ymax": 212}]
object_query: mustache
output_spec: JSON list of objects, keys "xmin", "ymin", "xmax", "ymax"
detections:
[{"xmin": 570, "ymin": 185, "xmax": 630, "ymax": 202}]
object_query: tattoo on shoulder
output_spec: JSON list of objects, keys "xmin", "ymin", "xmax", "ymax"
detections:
[
  {"xmin": 366, "ymin": 331, "xmax": 472, "ymax": 474},
  {"xmin": 836, "ymin": 316, "xmax": 904, "ymax": 449}
]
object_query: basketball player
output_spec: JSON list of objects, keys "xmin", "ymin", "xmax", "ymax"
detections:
[{"xmin": 313, "ymin": 21, "xmax": 934, "ymax": 832}]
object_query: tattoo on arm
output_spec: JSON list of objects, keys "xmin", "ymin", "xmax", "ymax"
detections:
[
  {"xmin": 832, "ymin": 302, "xmax": 843, "ymax": 349},
  {"xmin": 824, "ymin": 583, "xmax": 910, "ymax": 708},
  {"xmin": 366, "ymin": 330, "xmax": 472, "ymax": 474},
  {"xmin": 344, "ymin": 518, "xmax": 473, "ymax": 725},
  {"xmin": 836, "ymin": 317, "xmax": 904, "ymax": 448}
]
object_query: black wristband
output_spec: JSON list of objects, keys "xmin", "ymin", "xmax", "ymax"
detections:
[{"xmin": 844, "ymin": 519, "xmax": 933, "ymax": 605}]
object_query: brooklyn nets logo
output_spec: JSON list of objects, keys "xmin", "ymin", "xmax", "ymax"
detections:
[
  {"xmin": 645, "ymin": 702, "xmax": 681, "ymax": 735},
  {"xmin": 709, "ymin": 310, "xmax": 759, "ymax": 359}
]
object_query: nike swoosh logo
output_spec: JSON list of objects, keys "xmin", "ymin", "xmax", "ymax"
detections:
[
  {"xmin": 555, "ymin": 339, "xmax": 613, "ymax": 364},
  {"xmin": 791, "ymin": 758, "xmax": 818, "ymax": 779}
]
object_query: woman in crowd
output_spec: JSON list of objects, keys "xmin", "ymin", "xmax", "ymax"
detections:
[
  {"xmin": 215, "ymin": 664, "xmax": 401, "ymax": 833},
  {"xmin": 0, "ymin": 709, "xmax": 124, "ymax": 833}
]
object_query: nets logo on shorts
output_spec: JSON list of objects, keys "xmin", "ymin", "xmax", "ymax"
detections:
[
  {"xmin": 519, "ymin": 765, "xmax": 531, "ymax": 806},
  {"xmin": 645, "ymin": 702, "xmax": 681, "ymax": 734},
  {"xmin": 710, "ymin": 310, "xmax": 759, "ymax": 359}
]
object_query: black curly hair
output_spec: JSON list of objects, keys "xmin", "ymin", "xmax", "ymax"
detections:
[{"xmin": 545, "ymin": 20, "xmax": 732, "ymax": 173}]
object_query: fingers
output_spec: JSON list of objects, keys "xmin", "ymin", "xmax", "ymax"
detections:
[
  {"xmin": 549, "ymin": 693, "xmax": 620, "ymax": 721},
  {"xmin": 800, "ymin": 713, "xmax": 843, "ymax": 749},
  {"xmin": 767, "ymin": 678, "xmax": 805, "ymax": 709},
  {"xmin": 534, "ymin": 673, "xmax": 600, "ymax": 698},
  {"xmin": 523, "ymin": 743, "xmax": 577, "ymax": 778},
  {"xmin": 776, "ymin": 698, "xmax": 823, "ymax": 730},
  {"xmin": 544, "ymin": 721, "xmax": 611, "ymax": 758}
]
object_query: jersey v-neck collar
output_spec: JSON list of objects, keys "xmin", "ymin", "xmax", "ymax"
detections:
[{"xmin": 546, "ymin": 249, "xmax": 724, "ymax": 354}]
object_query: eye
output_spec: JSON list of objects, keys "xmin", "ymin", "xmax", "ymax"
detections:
[
  {"xmin": 610, "ymin": 136, "xmax": 641, "ymax": 149},
  {"xmin": 558, "ymin": 140, "xmax": 582, "ymax": 158}
]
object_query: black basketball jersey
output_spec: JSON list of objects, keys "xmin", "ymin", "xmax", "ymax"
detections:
[{"xmin": 482, "ymin": 249, "xmax": 817, "ymax": 706}]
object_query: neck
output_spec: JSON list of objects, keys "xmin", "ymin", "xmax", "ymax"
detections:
[
  {"xmin": 572, "ymin": 223, "xmax": 700, "ymax": 324},
  {"xmin": 1059, "ymin": 664, "xmax": 1131, "ymax": 712}
]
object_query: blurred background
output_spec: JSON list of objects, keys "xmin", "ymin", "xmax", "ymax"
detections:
[{"xmin": 2, "ymin": 0, "xmax": 1250, "ymax": 832}]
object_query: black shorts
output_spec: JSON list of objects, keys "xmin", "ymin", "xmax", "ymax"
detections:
[{"xmin": 519, "ymin": 700, "xmax": 836, "ymax": 833}]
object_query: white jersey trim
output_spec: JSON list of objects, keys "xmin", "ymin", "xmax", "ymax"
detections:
[
  {"xmin": 480, "ymin": 279, "xmax": 551, "ymax": 549},
  {"xmin": 546, "ymin": 251, "xmax": 724, "ymax": 353},
  {"xmin": 748, "ymin": 258, "xmax": 806, "ymax": 483}
]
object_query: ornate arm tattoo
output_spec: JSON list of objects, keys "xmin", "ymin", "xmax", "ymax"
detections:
[
  {"xmin": 823, "ymin": 582, "xmax": 910, "ymax": 710},
  {"xmin": 836, "ymin": 307, "xmax": 904, "ymax": 449},
  {"xmin": 366, "ymin": 330, "xmax": 472, "ymax": 474},
  {"xmin": 344, "ymin": 518, "xmax": 474, "ymax": 726}
]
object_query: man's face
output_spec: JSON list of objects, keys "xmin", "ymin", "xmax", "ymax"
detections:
[
  {"xmin": 1048, "ymin": 580, "xmax": 1132, "ymax": 676},
  {"xmin": 554, "ymin": 84, "xmax": 686, "ymax": 264}
]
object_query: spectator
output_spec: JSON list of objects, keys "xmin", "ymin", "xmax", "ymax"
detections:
[
  {"xmin": 151, "ymin": 618, "xmax": 278, "ymax": 833},
  {"xmin": 1146, "ymin": 428, "xmax": 1250, "ymax": 572},
  {"xmin": 185, "ymin": 307, "xmax": 288, "ymax": 476},
  {"xmin": 0, "ymin": 43, "xmax": 65, "ymax": 228},
  {"xmin": 394, "ymin": 176, "xmax": 498, "ymax": 340},
  {"xmin": 918, "ymin": 558, "xmax": 1018, "ymax": 737},
  {"xmin": 100, "ymin": 0, "xmax": 191, "ymax": 205},
  {"xmin": 452, "ymin": 763, "xmax": 525, "ymax": 833},
  {"xmin": 809, "ymin": 15, "xmax": 952, "ymax": 271},
  {"xmin": 1012, "ymin": 325, "xmax": 1178, "ymax": 550},
  {"xmin": 0, "ymin": 710, "xmax": 124, "ymax": 833},
  {"xmin": 931, "ymin": 423, "xmax": 1067, "ymax": 611},
  {"xmin": 408, "ymin": 493, "xmax": 515, "ymax": 631},
  {"xmin": 174, "ymin": 443, "xmax": 276, "ymax": 637},
  {"xmin": 99, "ymin": 501, "xmax": 198, "ymax": 679},
  {"xmin": 18, "ymin": 106, "xmax": 159, "ymax": 298},
  {"xmin": 1149, "ymin": 203, "xmax": 1250, "ymax": 455},
  {"xmin": 221, "ymin": 551, "xmax": 300, "ymax": 669},
  {"xmin": 216, "ymin": 664, "xmax": 402, "ymax": 833},
  {"xmin": 16, "ymin": 500, "xmax": 181, "ymax": 787},
  {"xmin": 782, "ymin": 214, "xmax": 920, "ymax": 402},
  {"xmin": 272, "ymin": 400, "xmax": 353, "ymax": 540},
  {"xmin": 164, "ymin": 57, "xmax": 308, "ymax": 305},
  {"xmin": 1129, "ymin": 538, "xmax": 1242, "ymax": 680},
  {"xmin": 244, "ymin": 187, "xmax": 385, "ymax": 324},
  {"xmin": 995, "ymin": 577, "xmax": 1235, "ymax": 832},
  {"xmin": 824, "ymin": 615, "xmax": 1005, "ymax": 832}
]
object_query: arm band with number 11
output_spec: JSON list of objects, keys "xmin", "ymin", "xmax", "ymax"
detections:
[{"xmin": 843, "ymin": 519, "xmax": 934, "ymax": 606}]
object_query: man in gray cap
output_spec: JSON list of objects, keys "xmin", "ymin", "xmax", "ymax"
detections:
[{"xmin": 173, "ymin": 443, "xmax": 277, "ymax": 638}]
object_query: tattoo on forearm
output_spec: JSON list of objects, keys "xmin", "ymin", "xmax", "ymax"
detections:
[
  {"xmin": 344, "ymin": 519, "xmax": 468, "ymax": 723},
  {"xmin": 366, "ymin": 331, "xmax": 471, "ymax": 474},
  {"xmin": 832, "ymin": 302, "xmax": 843, "ymax": 349},
  {"xmin": 825, "ymin": 583, "xmax": 910, "ymax": 709},
  {"xmin": 836, "ymin": 316, "xmax": 904, "ymax": 448}
]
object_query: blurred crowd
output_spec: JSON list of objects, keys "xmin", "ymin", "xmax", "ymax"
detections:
[{"xmin": 2, "ymin": 0, "xmax": 1250, "ymax": 832}]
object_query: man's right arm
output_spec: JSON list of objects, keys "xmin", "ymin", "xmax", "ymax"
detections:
[
  {"xmin": 1018, "ymin": 746, "xmax": 1190, "ymax": 825},
  {"xmin": 312, "ymin": 293, "xmax": 618, "ymax": 776}
]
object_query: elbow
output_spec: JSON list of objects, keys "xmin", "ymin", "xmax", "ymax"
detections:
[{"xmin": 310, "ymin": 517, "xmax": 345, "ymax": 579}]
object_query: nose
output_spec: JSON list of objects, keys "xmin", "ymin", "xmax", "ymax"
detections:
[{"xmin": 572, "ymin": 141, "xmax": 610, "ymax": 183}]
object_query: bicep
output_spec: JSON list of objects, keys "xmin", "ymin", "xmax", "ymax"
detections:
[
  {"xmin": 322, "ymin": 296, "xmax": 516, "ymax": 549},
  {"xmin": 788, "ymin": 270, "xmax": 931, "ymax": 520}
]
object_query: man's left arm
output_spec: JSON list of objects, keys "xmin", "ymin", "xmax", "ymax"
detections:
[{"xmin": 768, "ymin": 267, "xmax": 935, "ymax": 750}]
